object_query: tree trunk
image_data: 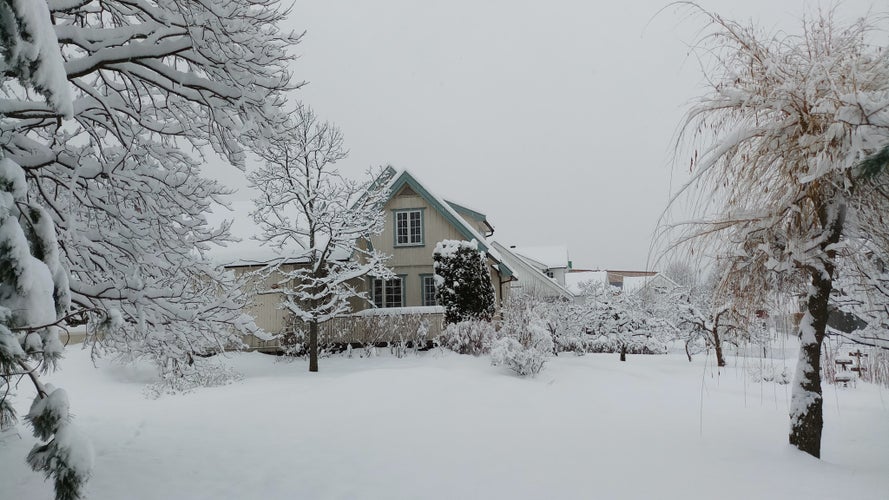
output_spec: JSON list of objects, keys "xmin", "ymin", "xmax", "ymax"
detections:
[
  {"xmin": 619, "ymin": 344, "xmax": 627, "ymax": 362},
  {"xmin": 712, "ymin": 329, "xmax": 726, "ymax": 368},
  {"xmin": 789, "ymin": 201, "xmax": 844, "ymax": 458},
  {"xmin": 789, "ymin": 272, "xmax": 831, "ymax": 457},
  {"xmin": 308, "ymin": 320, "xmax": 319, "ymax": 373}
]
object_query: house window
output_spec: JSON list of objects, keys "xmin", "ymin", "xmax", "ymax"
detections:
[
  {"xmin": 421, "ymin": 275, "xmax": 437, "ymax": 306},
  {"xmin": 395, "ymin": 209, "xmax": 423, "ymax": 246},
  {"xmin": 373, "ymin": 277, "xmax": 403, "ymax": 308}
]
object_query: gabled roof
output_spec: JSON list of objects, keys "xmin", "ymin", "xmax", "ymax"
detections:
[
  {"xmin": 492, "ymin": 241, "xmax": 574, "ymax": 300},
  {"xmin": 511, "ymin": 245, "xmax": 570, "ymax": 270},
  {"xmin": 381, "ymin": 167, "xmax": 512, "ymax": 278},
  {"xmin": 445, "ymin": 199, "xmax": 495, "ymax": 236}
]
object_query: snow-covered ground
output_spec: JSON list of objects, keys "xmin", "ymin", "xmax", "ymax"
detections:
[{"xmin": 3, "ymin": 348, "xmax": 887, "ymax": 500}]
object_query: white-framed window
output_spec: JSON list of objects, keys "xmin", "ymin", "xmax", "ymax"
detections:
[
  {"xmin": 421, "ymin": 275, "xmax": 437, "ymax": 306},
  {"xmin": 395, "ymin": 209, "xmax": 423, "ymax": 246},
  {"xmin": 373, "ymin": 277, "xmax": 403, "ymax": 308}
]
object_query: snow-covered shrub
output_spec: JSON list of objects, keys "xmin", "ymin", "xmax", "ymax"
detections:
[
  {"xmin": 491, "ymin": 294, "xmax": 554, "ymax": 376},
  {"xmin": 580, "ymin": 283, "xmax": 669, "ymax": 361},
  {"xmin": 541, "ymin": 300, "xmax": 595, "ymax": 355},
  {"xmin": 145, "ymin": 357, "xmax": 243, "ymax": 398},
  {"xmin": 490, "ymin": 329, "xmax": 552, "ymax": 377},
  {"xmin": 438, "ymin": 319, "xmax": 496, "ymax": 356},
  {"xmin": 433, "ymin": 240, "xmax": 496, "ymax": 324},
  {"xmin": 747, "ymin": 362, "xmax": 791, "ymax": 385}
]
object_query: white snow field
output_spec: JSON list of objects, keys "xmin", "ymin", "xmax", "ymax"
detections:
[{"xmin": 3, "ymin": 348, "xmax": 887, "ymax": 500}]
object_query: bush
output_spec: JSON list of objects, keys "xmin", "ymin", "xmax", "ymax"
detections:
[
  {"xmin": 438, "ymin": 319, "xmax": 496, "ymax": 355},
  {"xmin": 491, "ymin": 295, "xmax": 554, "ymax": 376},
  {"xmin": 433, "ymin": 240, "xmax": 496, "ymax": 324},
  {"xmin": 490, "ymin": 334, "xmax": 551, "ymax": 377}
]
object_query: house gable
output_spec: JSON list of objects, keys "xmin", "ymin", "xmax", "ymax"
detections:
[
  {"xmin": 385, "ymin": 170, "xmax": 495, "ymax": 253},
  {"xmin": 366, "ymin": 168, "xmax": 513, "ymax": 308}
]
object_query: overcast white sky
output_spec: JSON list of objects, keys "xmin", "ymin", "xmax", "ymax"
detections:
[{"xmin": 212, "ymin": 0, "xmax": 876, "ymax": 271}]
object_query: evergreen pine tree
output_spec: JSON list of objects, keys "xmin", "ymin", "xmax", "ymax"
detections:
[{"xmin": 433, "ymin": 240, "xmax": 496, "ymax": 324}]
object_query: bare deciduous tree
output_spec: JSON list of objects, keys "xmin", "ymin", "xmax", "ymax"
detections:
[{"xmin": 249, "ymin": 105, "xmax": 392, "ymax": 372}]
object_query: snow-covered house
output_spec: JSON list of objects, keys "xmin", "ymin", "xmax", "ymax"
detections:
[
  {"xmin": 211, "ymin": 167, "xmax": 515, "ymax": 340},
  {"xmin": 366, "ymin": 168, "xmax": 514, "ymax": 310}
]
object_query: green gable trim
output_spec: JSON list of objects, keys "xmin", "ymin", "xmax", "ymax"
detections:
[{"xmin": 445, "ymin": 200, "xmax": 487, "ymax": 222}]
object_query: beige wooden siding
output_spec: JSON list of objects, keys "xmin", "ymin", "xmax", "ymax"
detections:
[
  {"xmin": 370, "ymin": 191, "xmax": 466, "ymax": 307},
  {"xmin": 232, "ymin": 265, "xmax": 293, "ymax": 335}
]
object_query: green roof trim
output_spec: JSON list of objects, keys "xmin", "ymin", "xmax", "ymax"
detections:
[{"xmin": 445, "ymin": 200, "xmax": 487, "ymax": 222}]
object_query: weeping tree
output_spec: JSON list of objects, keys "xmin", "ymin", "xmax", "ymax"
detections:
[{"xmin": 667, "ymin": 6, "xmax": 889, "ymax": 458}]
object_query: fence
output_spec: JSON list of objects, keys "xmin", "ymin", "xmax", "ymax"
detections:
[{"xmin": 243, "ymin": 308, "xmax": 446, "ymax": 352}]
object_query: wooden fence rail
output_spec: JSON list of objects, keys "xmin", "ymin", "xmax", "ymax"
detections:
[{"xmin": 244, "ymin": 311, "xmax": 446, "ymax": 351}]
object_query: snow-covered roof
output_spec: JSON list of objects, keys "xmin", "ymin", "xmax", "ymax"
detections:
[
  {"xmin": 491, "ymin": 241, "xmax": 575, "ymax": 301},
  {"xmin": 565, "ymin": 270, "xmax": 609, "ymax": 295},
  {"xmin": 204, "ymin": 200, "xmax": 351, "ymax": 267},
  {"xmin": 511, "ymin": 245, "xmax": 569, "ymax": 270}
]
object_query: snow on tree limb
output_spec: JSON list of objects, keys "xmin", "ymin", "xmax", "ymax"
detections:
[
  {"xmin": 249, "ymin": 104, "xmax": 392, "ymax": 372},
  {"xmin": 0, "ymin": 0, "xmax": 74, "ymax": 117}
]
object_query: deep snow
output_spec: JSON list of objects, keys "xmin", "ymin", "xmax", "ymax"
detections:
[{"xmin": 2, "ymin": 348, "xmax": 887, "ymax": 500}]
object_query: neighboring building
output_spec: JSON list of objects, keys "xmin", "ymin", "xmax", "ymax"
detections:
[
  {"xmin": 491, "ymin": 241, "xmax": 575, "ymax": 302},
  {"xmin": 599, "ymin": 270, "xmax": 658, "ymax": 289},
  {"xmin": 622, "ymin": 273, "xmax": 679, "ymax": 296},
  {"xmin": 564, "ymin": 270, "xmax": 609, "ymax": 296},
  {"xmin": 508, "ymin": 245, "xmax": 572, "ymax": 287},
  {"xmin": 564, "ymin": 269, "xmax": 679, "ymax": 301}
]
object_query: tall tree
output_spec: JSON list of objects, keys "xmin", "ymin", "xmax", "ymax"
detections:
[
  {"xmin": 0, "ymin": 0, "xmax": 299, "ymax": 380},
  {"xmin": 433, "ymin": 239, "xmax": 496, "ymax": 325},
  {"xmin": 668, "ymin": 7, "xmax": 889, "ymax": 457},
  {"xmin": 249, "ymin": 105, "xmax": 391, "ymax": 373}
]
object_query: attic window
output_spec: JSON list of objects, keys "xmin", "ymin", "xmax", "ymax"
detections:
[{"xmin": 394, "ymin": 209, "xmax": 423, "ymax": 246}]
